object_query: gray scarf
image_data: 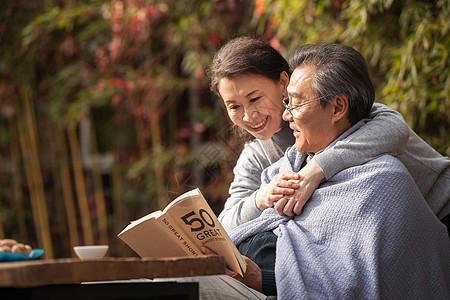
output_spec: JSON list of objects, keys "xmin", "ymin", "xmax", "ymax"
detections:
[{"xmin": 230, "ymin": 123, "xmax": 450, "ymax": 299}]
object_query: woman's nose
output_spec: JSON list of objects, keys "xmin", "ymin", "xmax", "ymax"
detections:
[{"xmin": 242, "ymin": 107, "xmax": 257, "ymax": 122}]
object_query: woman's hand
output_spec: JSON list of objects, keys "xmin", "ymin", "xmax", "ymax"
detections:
[
  {"xmin": 255, "ymin": 171, "xmax": 300, "ymax": 211},
  {"xmin": 274, "ymin": 160, "xmax": 324, "ymax": 216},
  {"xmin": 201, "ymin": 247, "xmax": 262, "ymax": 292}
]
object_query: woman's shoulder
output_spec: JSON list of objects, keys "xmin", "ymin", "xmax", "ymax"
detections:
[{"xmin": 235, "ymin": 139, "xmax": 273, "ymax": 172}]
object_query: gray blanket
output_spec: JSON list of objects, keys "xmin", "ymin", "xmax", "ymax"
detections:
[{"xmin": 230, "ymin": 150, "xmax": 450, "ymax": 299}]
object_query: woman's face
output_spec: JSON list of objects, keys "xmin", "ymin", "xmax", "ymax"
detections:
[{"xmin": 218, "ymin": 72, "xmax": 288, "ymax": 140}]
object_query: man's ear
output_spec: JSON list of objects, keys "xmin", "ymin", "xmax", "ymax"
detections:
[{"xmin": 332, "ymin": 95, "xmax": 349, "ymax": 123}]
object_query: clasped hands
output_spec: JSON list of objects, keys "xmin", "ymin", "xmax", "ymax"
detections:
[{"xmin": 255, "ymin": 160, "xmax": 324, "ymax": 216}]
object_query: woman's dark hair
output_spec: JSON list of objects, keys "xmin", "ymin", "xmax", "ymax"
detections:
[
  {"xmin": 208, "ymin": 37, "xmax": 290, "ymax": 142},
  {"xmin": 289, "ymin": 44, "xmax": 375, "ymax": 125},
  {"xmin": 209, "ymin": 36, "xmax": 290, "ymax": 96}
]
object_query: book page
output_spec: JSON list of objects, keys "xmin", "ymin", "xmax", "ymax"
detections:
[
  {"xmin": 163, "ymin": 189, "xmax": 200, "ymax": 212},
  {"xmin": 117, "ymin": 217, "xmax": 187, "ymax": 258},
  {"xmin": 126, "ymin": 211, "xmax": 162, "ymax": 227},
  {"xmin": 164, "ymin": 189, "xmax": 246, "ymax": 276}
]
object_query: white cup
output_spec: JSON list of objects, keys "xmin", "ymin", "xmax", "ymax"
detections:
[{"xmin": 73, "ymin": 245, "xmax": 109, "ymax": 260}]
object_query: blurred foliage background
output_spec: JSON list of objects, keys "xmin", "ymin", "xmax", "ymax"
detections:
[{"xmin": 0, "ymin": 0, "xmax": 448, "ymax": 258}]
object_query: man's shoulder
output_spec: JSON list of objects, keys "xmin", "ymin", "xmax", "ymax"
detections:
[
  {"xmin": 362, "ymin": 154, "xmax": 407, "ymax": 174},
  {"xmin": 331, "ymin": 154, "xmax": 414, "ymax": 189},
  {"xmin": 320, "ymin": 154, "xmax": 423, "ymax": 209}
]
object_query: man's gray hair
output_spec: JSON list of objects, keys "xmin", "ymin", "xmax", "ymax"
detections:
[{"xmin": 289, "ymin": 44, "xmax": 375, "ymax": 125}]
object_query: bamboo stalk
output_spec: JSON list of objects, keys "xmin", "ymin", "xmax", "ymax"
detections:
[
  {"xmin": 89, "ymin": 121, "xmax": 108, "ymax": 245},
  {"xmin": 56, "ymin": 126, "xmax": 80, "ymax": 249},
  {"xmin": 0, "ymin": 196, "xmax": 4, "ymax": 239},
  {"xmin": 17, "ymin": 113, "xmax": 42, "ymax": 247},
  {"xmin": 50, "ymin": 150, "xmax": 68, "ymax": 255},
  {"xmin": 111, "ymin": 162, "xmax": 126, "ymax": 257},
  {"xmin": 23, "ymin": 91, "xmax": 53, "ymax": 257},
  {"xmin": 150, "ymin": 115, "xmax": 165, "ymax": 209},
  {"xmin": 9, "ymin": 116, "xmax": 27, "ymax": 241},
  {"xmin": 21, "ymin": 90, "xmax": 53, "ymax": 257},
  {"xmin": 167, "ymin": 96, "xmax": 177, "ymax": 196},
  {"xmin": 134, "ymin": 98, "xmax": 148, "ymax": 159},
  {"xmin": 189, "ymin": 84, "xmax": 203, "ymax": 189},
  {"xmin": 67, "ymin": 120, "xmax": 94, "ymax": 245}
]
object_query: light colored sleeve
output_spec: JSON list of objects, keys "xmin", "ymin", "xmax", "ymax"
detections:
[
  {"xmin": 218, "ymin": 144, "xmax": 265, "ymax": 232},
  {"xmin": 313, "ymin": 102, "xmax": 410, "ymax": 180}
]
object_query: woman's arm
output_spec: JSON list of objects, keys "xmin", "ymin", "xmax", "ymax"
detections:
[
  {"xmin": 218, "ymin": 143, "xmax": 270, "ymax": 232},
  {"xmin": 314, "ymin": 102, "xmax": 410, "ymax": 179}
]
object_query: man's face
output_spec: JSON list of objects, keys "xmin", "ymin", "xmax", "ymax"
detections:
[{"xmin": 283, "ymin": 66, "xmax": 338, "ymax": 153}]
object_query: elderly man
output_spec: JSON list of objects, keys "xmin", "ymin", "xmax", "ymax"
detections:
[{"xmin": 226, "ymin": 43, "xmax": 450, "ymax": 299}]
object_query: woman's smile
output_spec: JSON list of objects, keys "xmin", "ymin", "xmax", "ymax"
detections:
[{"xmin": 249, "ymin": 116, "xmax": 268, "ymax": 131}]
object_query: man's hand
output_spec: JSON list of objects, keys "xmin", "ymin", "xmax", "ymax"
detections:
[
  {"xmin": 273, "ymin": 160, "xmax": 325, "ymax": 216},
  {"xmin": 201, "ymin": 247, "xmax": 262, "ymax": 292},
  {"xmin": 255, "ymin": 171, "xmax": 300, "ymax": 211}
]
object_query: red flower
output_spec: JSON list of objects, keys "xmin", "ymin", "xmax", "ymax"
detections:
[
  {"xmin": 208, "ymin": 33, "xmax": 221, "ymax": 46},
  {"xmin": 254, "ymin": 0, "xmax": 265, "ymax": 18},
  {"xmin": 269, "ymin": 38, "xmax": 282, "ymax": 51}
]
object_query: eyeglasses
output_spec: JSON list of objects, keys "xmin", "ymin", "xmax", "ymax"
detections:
[{"xmin": 282, "ymin": 95, "xmax": 330, "ymax": 117}]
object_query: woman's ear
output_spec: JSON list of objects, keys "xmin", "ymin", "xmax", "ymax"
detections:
[
  {"xmin": 332, "ymin": 95, "xmax": 349, "ymax": 123},
  {"xmin": 279, "ymin": 71, "xmax": 290, "ymax": 91}
]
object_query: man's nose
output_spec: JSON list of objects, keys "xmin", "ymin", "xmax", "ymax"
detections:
[{"xmin": 282, "ymin": 108, "xmax": 292, "ymax": 122}]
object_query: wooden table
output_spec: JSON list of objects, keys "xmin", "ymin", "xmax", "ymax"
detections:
[{"xmin": 0, "ymin": 256, "xmax": 226, "ymax": 299}]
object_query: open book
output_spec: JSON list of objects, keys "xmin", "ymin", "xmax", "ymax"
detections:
[{"xmin": 117, "ymin": 188, "xmax": 246, "ymax": 276}]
